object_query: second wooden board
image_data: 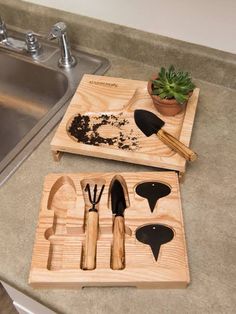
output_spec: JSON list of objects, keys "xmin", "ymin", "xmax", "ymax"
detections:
[
  {"xmin": 29, "ymin": 172, "xmax": 189, "ymax": 289},
  {"xmin": 51, "ymin": 75, "xmax": 199, "ymax": 173}
]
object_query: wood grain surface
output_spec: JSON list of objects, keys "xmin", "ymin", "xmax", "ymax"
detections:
[
  {"xmin": 29, "ymin": 172, "xmax": 190, "ymax": 289},
  {"xmin": 51, "ymin": 75, "xmax": 199, "ymax": 173}
]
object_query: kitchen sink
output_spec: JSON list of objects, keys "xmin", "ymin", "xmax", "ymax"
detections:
[{"xmin": 0, "ymin": 28, "xmax": 110, "ymax": 186}]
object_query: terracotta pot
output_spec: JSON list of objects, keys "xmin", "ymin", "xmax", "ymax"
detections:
[{"xmin": 147, "ymin": 78, "xmax": 187, "ymax": 116}]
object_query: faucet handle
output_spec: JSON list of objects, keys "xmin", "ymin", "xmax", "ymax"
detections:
[{"xmin": 25, "ymin": 31, "xmax": 41, "ymax": 55}]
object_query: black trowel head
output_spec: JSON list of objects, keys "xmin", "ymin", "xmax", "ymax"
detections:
[
  {"xmin": 110, "ymin": 179, "xmax": 127, "ymax": 217},
  {"xmin": 134, "ymin": 109, "xmax": 165, "ymax": 137}
]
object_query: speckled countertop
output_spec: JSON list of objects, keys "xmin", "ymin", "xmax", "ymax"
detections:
[{"xmin": 0, "ymin": 1, "xmax": 236, "ymax": 314}]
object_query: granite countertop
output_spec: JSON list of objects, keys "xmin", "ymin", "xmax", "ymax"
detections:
[
  {"xmin": 0, "ymin": 1, "xmax": 235, "ymax": 313},
  {"xmin": 0, "ymin": 51, "xmax": 235, "ymax": 314}
]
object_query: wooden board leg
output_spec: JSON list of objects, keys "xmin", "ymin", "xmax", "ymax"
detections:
[{"xmin": 52, "ymin": 150, "xmax": 62, "ymax": 162}]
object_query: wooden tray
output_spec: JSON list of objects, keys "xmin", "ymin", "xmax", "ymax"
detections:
[
  {"xmin": 29, "ymin": 172, "xmax": 190, "ymax": 289},
  {"xmin": 51, "ymin": 75, "xmax": 199, "ymax": 174}
]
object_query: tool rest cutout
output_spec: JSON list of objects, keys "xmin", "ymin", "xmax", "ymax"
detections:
[{"xmin": 44, "ymin": 176, "xmax": 79, "ymax": 270}]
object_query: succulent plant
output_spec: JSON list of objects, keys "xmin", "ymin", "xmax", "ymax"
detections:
[{"xmin": 152, "ymin": 65, "xmax": 195, "ymax": 105}]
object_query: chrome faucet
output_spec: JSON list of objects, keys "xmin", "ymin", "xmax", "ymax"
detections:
[
  {"xmin": 48, "ymin": 22, "xmax": 76, "ymax": 68},
  {"xmin": 0, "ymin": 16, "xmax": 41, "ymax": 55},
  {"xmin": 0, "ymin": 16, "xmax": 8, "ymax": 41}
]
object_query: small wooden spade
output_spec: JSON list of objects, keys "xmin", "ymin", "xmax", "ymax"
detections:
[
  {"xmin": 136, "ymin": 224, "xmax": 174, "ymax": 261},
  {"xmin": 135, "ymin": 181, "xmax": 171, "ymax": 212},
  {"xmin": 134, "ymin": 109, "xmax": 197, "ymax": 161}
]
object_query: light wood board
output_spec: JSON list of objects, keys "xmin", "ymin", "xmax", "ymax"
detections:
[
  {"xmin": 29, "ymin": 172, "xmax": 190, "ymax": 289},
  {"xmin": 51, "ymin": 75, "xmax": 199, "ymax": 173}
]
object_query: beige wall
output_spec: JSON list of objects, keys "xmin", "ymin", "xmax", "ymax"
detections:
[{"xmin": 24, "ymin": 0, "xmax": 235, "ymax": 53}]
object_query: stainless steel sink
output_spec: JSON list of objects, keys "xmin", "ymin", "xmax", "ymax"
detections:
[{"xmin": 0, "ymin": 28, "xmax": 110, "ymax": 186}]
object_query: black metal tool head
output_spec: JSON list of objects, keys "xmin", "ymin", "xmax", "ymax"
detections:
[
  {"xmin": 110, "ymin": 179, "xmax": 127, "ymax": 217},
  {"xmin": 85, "ymin": 183, "xmax": 105, "ymax": 212},
  {"xmin": 134, "ymin": 109, "xmax": 165, "ymax": 137},
  {"xmin": 136, "ymin": 224, "xmax": 174, "ymax": 261},
  {"xmin": 135, "ymin": 181, "xmax": 171, "ymax": 212}
]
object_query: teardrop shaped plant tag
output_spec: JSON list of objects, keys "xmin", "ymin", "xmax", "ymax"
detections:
[
  {"xmin": 136, "ymin": 224, "xmax": 174, "ymax": 261},
  {"xmin": 135, "ymin": 182, "xmax": 171, "ymax": 212}
]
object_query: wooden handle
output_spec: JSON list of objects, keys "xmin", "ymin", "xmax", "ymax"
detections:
[
  {"xmin": 157, "ymin": 129, "xmax": 198, "ymax": 161},
  {"xmin": 111, "ymin": 216, "xmax": 125, "ymax": 270},
  {"xmin": 83, "ymin": 211, "xmax": 98, "ymax": 270}
]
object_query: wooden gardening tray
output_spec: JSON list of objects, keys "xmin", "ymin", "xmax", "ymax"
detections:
[
  {"xmin": 29, "ymin": 172, "xmax": 189, "ymax": 289},
  {"xmin": 50, "ymin": 75, "xmax": 199, "ymax": 174}
]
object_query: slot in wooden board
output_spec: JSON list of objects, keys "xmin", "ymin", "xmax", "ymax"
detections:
[
  {"xmin": 51, "ymin": 75, "xmax": 199, "ymax": 174},
  {"xmin": 29, "ymin": 172, "xmax": 190, "ymax": 289}
]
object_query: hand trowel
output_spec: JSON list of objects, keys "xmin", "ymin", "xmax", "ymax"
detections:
[
  {"xmin": 109, "ymin": 177, "xmax": 128, "ymax": 270},
  {"xmin": 136, "ymin": 224, "xmax": 174, "ymax": 261},
  {"xmin": 134, "ymin": 109, "xmax": 197, "ymax": 161},
  {"xmin": 135, "ymin": 181, "xmax": 171, "ymax": 212}
]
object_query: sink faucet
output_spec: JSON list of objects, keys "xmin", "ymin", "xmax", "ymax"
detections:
[
  {"xmin": 0, "ymin": 16, "xmax": 41, "ymax": 55},
  {"xmin": 48, "ymin": 22, "xmax": 76, "ymax": 68},
  {"xmin": 0, "ymin": 16, "xmax": 8, "ymax": 41}
]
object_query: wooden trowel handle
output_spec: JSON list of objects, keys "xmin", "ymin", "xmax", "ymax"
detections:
[
  {"xmin": 157, "ymin": 129, "xmax": 198, "ymax": 161},
  {"xmin": 111, "ymin": 216, "xmax": 125, "ymax": 270},
  {"xmin": 83, "ymin": 211, "xmax": 98, "ymax": 270}
]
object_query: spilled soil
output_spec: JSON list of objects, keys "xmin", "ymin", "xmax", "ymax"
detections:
[{"xmin": 68, "ymin": 113, "xmax": 139, "ymax": 151}]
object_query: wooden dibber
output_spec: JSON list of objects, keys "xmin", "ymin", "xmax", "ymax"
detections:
[{"xmin": 82, "ymin": 182, "xmax": 105, "ymax": 270}]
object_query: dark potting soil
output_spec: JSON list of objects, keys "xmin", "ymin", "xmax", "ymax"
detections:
[{"xmin": 68, "ymin": 113, "xmax": 139, "ymax": 151}]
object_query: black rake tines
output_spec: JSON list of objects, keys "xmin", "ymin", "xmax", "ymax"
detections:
[{"xmin": 85, "ymin": 183, "xmax": 105, "ymax": 212}]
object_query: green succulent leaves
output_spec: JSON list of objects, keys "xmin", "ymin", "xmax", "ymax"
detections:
[{"xmin": 152, "ymin": 65, "xmax": 195, "ymax": 105}]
